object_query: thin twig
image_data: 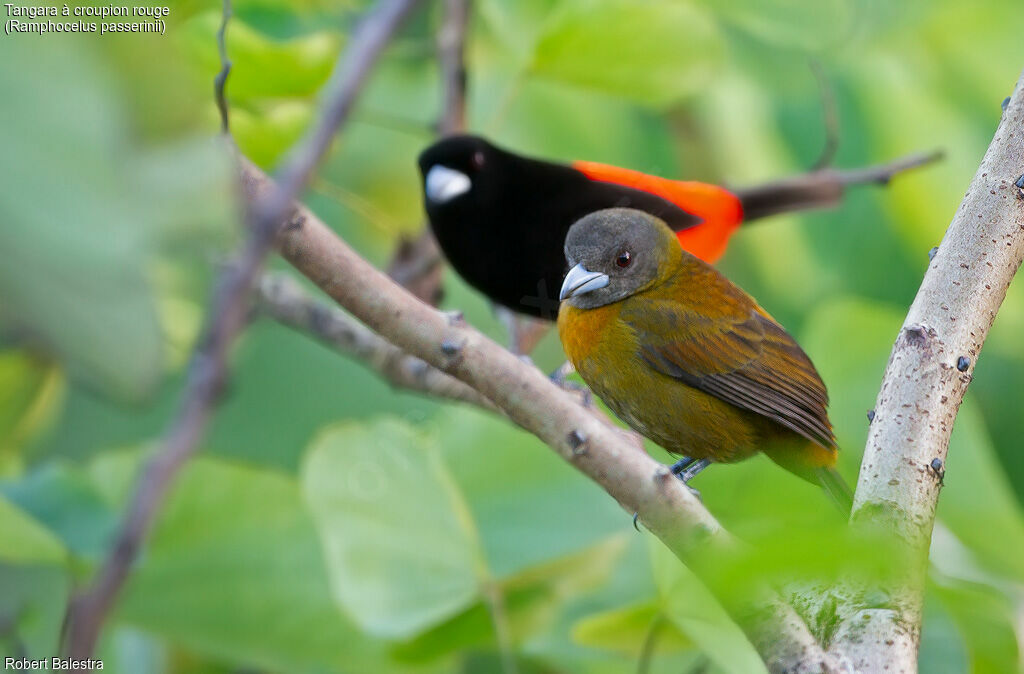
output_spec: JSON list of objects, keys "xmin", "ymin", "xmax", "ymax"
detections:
[
  {"xmin": 828, "ymin": 68, "xmax": 1024, "ymax": 672},
  {"xmin": 386, "ymin": 0, "xmax": 469, "ymax": 302},
  {"xmin": 239, "ymin": 158, "xmax": 848, "ymax": 673},
  {"xmin": 255, "ymin": 273, "xmax": 495, "ymax": 410},
  {"xmin": 437, "ymin": 0, "xmax": 470, "ymax": 136},
  {"xmin": 386, "ymin": 230, "xmax": 445, "ymax": 305},
  {"xmin": 60, "ymin": 0, "xmax": 425, "ymax": 663},
  {"xmin": 809, "ymin": 60, "xmax": 839, "ymax": 171},
  {"xmin": 734, "ymin": 149, "xmax": 944, "ymax": 222},
  {"xmin": 214, "ymin": 0, "xmax": 233, "ymax": 134}
]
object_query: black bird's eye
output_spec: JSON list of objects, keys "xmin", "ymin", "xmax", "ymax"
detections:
[
  {"xmin": 472, "ymin": 151, "xmax": 485, "ymax": 170},
  {"xmin": 615, "ymin": 251, "xmax": 632, "ymax": 268}
]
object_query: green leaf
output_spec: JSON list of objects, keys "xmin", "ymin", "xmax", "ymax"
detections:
[
  {"xmin": 802, "ymin": 297, "xmax": 1024, "ymax": 581},
  {"xmin": 571, "ymin": 600, "xmax": 692, "ymax": 656},
  {"xmin": 930, "ymin": 578, "xmax": 1020, "ymax": 674},
  {"xmin": 434, "ymin": 405, "xmax": 626, "ymax": 578},
  {"xmin": 648, "ymin": 540, "xmax": 767, "ymax": 674},
  {"xmin": 0, "ymin": 495, "xmax": 66, "ymax": 566},
  {"xmin": 230, "ymin": 101, "xmax": 315, "ymax": 166},
  {"xmin": 0, "ymin": 38, "xmax": 232, "ymax": 400},
  {"xmin": 0, "ymin": 350, "xmax": 64, "ymax": 474},
  {"xmin": 936, "ymin": 403, "xmax": 1024, "ymax": 581},
  {"xmin": 0, "ymin": 565, "xmax": 71, "ymax": 660},
  {"xmin": 919, "ymin": 593, "xmax": 970, "ymax": 674},
  {"xmin": 301, "ymin": 417, "xmax": 485, "ymax": 639},
  {"xmin": 0, "ymin": 39, "xmax": 160, "ymax": 399},
  {"xmin": 393, "ymin": 536, "xmax": 626, "ymax": 662},
  {"xmin": 530, "ymin": 0, "xmax": 723, "ymax": 107},
  {"xmin": 104, "ymin": 452, "xmax": 388, "ymax": 673},
  {"xmin": 95, "ymin": 627, "xmax": 169, "ymax": 674},
  {"xmin": 697, "ymin": 0, "xmax": 853, "ymax": 51},
  {"xmin": 1, "ymin": 462, "xmax": 118, "ymax": 561},
  {"xmin": 179, "ymin": 12, "xmax": 341, "ymax": 102},
  {"xmin": 799, "ymin": 297, "xmax": 902, "ymax": 461}
]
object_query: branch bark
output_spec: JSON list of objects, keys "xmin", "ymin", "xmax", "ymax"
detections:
[
  {"xmin": 437, "ymin": 0, "xmax": 469, "ymax": 136},
  {"xmin": 256, "ymin": 272, "xmax": 494, "ymax": 410},
  {"xmin": 60, "ymin": 0, "xmax": 425, "ymax": 663},
  {"xmin": 239, "ymin": 158, "xmax": 847, "ymax": 673},
  {"xmin": 734, "ymin": 150, "xmax": 942, "ymax": 221},
  {"xmin": 829, "ymin": 69, "xmax": 1024, "ymax": 671}
]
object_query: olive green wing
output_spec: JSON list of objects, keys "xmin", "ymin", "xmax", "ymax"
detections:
[{"xmin": 623, "ymin": 298, "xmax": 835, "ymax": 449}]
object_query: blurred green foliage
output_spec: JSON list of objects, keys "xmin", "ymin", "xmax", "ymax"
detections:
[{"xmin": 1, "ymin": 0, "xmax": 1022, "ymax": 672}]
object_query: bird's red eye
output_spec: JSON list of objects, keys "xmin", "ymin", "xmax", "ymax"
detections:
[
  {"xmin": 472, "ymin": 151, "xmax": 485, "ymax": 170},
  {"xmin": 616, "ymin": 251, "xmax": 632, "ymax": 268}
]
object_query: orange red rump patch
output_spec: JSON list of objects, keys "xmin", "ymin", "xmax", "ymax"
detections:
[{"xmin": 572, "ymin": 160, "xmax": 744, "ymax": 263}]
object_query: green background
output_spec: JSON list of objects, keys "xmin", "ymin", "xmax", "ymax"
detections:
[{"xmin": 0, "ymin": 0, "xmax": 1022, "ymax": 672}]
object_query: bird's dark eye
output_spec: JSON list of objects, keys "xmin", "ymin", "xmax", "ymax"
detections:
[
  {"xmin": 472, "ymin": 151, "xmax": 485, "ymax": 170},
  {"xmin": 615, "ymin": 251, "xmax": 632, "ymax": 268}
]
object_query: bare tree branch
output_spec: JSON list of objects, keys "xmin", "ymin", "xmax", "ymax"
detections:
[
  {"xmin": 256, "ymin": 272, "xmax": 495, "ymax": 410},
  {"xmin": 437, "ymin": 0, "xmax": 470, "ymax": 136},
  {"xmin": 809, "ymin": 59, "xmax": 839, "ymax": 171},
  {"xmin": 239, "ymin": 158, "xmax": 848, "ymax": 673},
  {"xmin": 387, "ymin": 232, "xmax": 445, "ymax": 305},
  {"xmin": 735, "ymin": 150, "xmax": 943, "ymax": 222},
  {"xmin": 60, "ymin": 0, "xmax": 425, "ymax": 663},
  {"xmin": 829, "ymin": 68, "xmax": 1024, "ymax": 671}
]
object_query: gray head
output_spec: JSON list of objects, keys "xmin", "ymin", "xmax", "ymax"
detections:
[{"xmin": 559, "ymin": 208, "xmax": 680, "ymax": 309}]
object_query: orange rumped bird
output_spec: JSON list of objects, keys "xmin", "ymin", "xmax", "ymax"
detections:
[
  {"xmin": 419, "ymin": 134, "xmax": 936, "ymax": 320},
  {"xmin": 556, "ymin": 208, "xmax": 850, "ymax": 505}
]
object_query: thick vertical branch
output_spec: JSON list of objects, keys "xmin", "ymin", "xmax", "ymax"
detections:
[
  {"xmin": 59, "ymin": 0, "xmax": 425, "ymax": 663},
  {"xmin": 830, "ymin": 69, "xmax": 1024, "ymax": 671}
]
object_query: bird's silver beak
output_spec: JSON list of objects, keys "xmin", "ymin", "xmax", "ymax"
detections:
[
  {"xmin": 560, "ymin": 263, "xmax": 609, "ymax": 300},
  {"xmin": 424, "ymin": 165, "xmax": 471, "ymax": 203}
]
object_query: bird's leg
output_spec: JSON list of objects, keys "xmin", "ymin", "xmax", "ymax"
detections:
[
  {"xmin": 669, "ymin": 456, "xmax": 698, "ymax": 477},
  {"xmin": 666, "ymin": 457, "xmax": 711, "ymax": 502},
  {"xmin": 549, "ymin": 359, "xmax": 576, "ymax": 386},
  {"xmin": 548, "ymin": 361, "xmax": 592, "ymax": 407},
  {"xmin": 634, "ymin": 458, "xmax": 711, "ymax": 531},
  {"xmin": 679, "ymin": 458, "xmax": 711, "ymax": 483}
]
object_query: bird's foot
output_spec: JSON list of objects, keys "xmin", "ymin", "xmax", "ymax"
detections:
[
  {"xmin": 679, "ymin": 458, "xmax": 711, "ymax": 484},
  {"xmin": 549, "ymin": 360, "xmax": 576, "ymax": 386},
  {"xmin": 549, "ymin": 361, "xmax": 592, "ymax": 406},
  {"xmin": 668, "ymin": 457, "xmax": 710, "ymax": 501},
  {"xmin": 669, "ymin": 456, "xmax": 697, "ymax": 477},
  {"xmin": 633, "ymin": 459, "xmax": 709, "ymax": 531}
]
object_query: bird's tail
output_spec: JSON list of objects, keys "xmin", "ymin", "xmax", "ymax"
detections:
[{"xmin": 816, "ymin": 466, "xmax": 854, "ymax": 514}]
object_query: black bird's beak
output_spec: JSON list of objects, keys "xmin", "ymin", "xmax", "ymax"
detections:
[
  {"xmin": 560, "ymin": 263, "xmax": 609, "ymax": 300},
  {"xmin": 424, "ymin": 165, "xmax": 471, "ymax": 203}
]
